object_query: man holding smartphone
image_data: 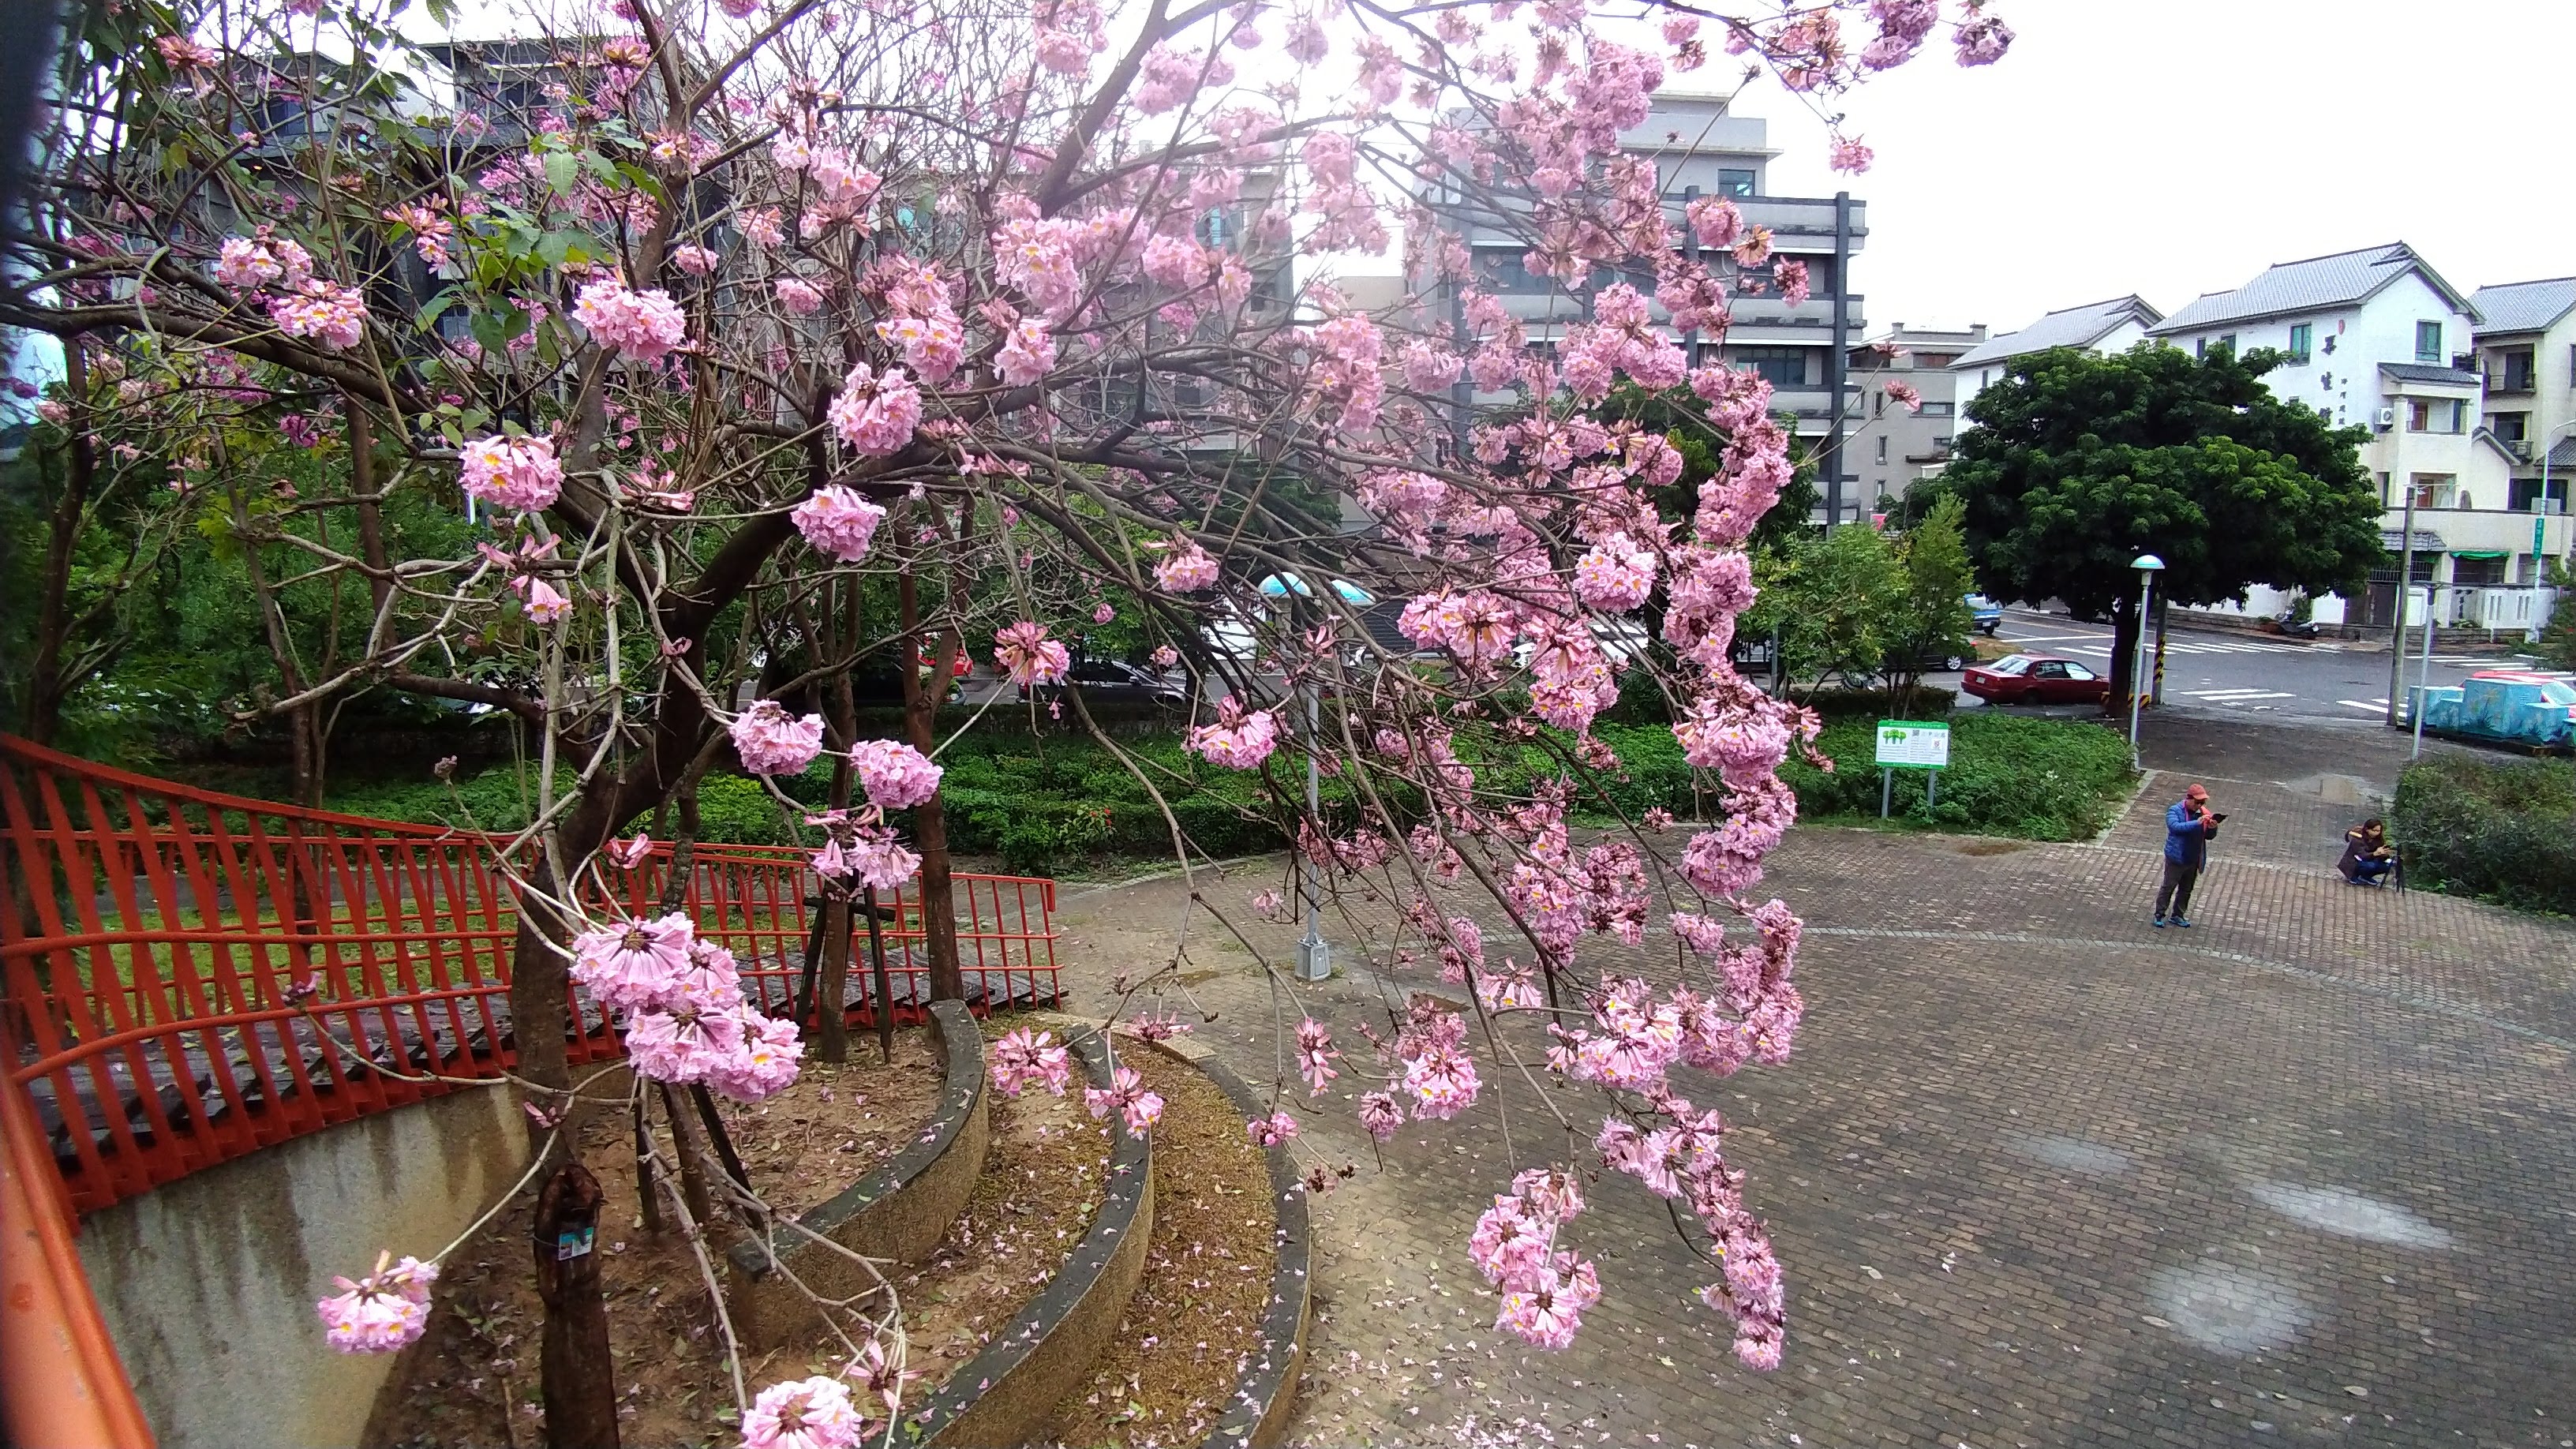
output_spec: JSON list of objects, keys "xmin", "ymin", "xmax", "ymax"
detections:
[{"xmin": 2155, "ymin": 783, "xmax": 2222, "ymax": 928}]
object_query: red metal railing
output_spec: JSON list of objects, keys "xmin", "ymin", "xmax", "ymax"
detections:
[{"xmin": 0, "ymin": 734, "xmax": 1058, "ymax": 1215}]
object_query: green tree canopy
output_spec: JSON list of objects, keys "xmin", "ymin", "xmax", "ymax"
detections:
[{"xmin": 1927, "ymin": 343, "xmax": 2384, "ymax": 704}]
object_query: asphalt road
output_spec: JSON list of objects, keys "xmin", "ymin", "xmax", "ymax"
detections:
[{"xmin": 1964, "ymin": 608, "xmax": 2553, "ymax": 724}]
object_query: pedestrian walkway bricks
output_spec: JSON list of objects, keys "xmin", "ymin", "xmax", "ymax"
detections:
[{"xmin": 1050, "ymin": 769, "xmax": 2576, "ymax": 1447}]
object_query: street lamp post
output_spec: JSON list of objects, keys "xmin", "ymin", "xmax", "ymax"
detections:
[
  {"xmin": 1296, "ymin": 676, "xmax": 1330, "ymax": 981},
  {"xmin": 2530, "ymin": 421, "xmax": 2576, "ymax": 642},
  {"xmin": 2128, "ymin": 553, "xmax": 2164, "ymax": 769}
]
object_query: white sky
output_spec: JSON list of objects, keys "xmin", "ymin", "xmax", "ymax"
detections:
[{"xmin": 1742, "ymin": 0, "xmax": 2576, "ymax": 339}]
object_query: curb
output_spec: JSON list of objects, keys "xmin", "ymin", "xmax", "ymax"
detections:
[
  {"xmin": 911, "ymin": 1021, "xmax": 1155, "ymax": 1448},
  {"xmin": 723, "ymin": 999, "xmax": 989, "ymax": 1352},
  {"xmin": 1139, "ymin": 1036, "xmax": 1314, "ymax": 1449}
]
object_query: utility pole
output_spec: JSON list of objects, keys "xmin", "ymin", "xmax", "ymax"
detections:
[
  {"xmin": 1823, "ymin": 190, "xmax": 1852, "ymax": 533},
  {"xmin": 2386, "ymin": 483, "xmax": 2418, "ymax": 728}
]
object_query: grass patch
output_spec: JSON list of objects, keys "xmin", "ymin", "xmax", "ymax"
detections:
[{"xmin": 2393, "ymin": 755, "xmax": 2576, "ymax": 916}]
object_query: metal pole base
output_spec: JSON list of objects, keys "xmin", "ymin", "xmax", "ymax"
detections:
[{"xmin": 1295, "ymin": 934, "xmax": 1332, "ymax": 982}]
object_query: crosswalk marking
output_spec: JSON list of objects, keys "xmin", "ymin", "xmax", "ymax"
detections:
[
  {"xmin": 2004, "ymin": 636, "xmax": 2305, "ymax": 657},
  {"xmin": 2338, "ymin": 698, "xmax": 2390, "ymax": 712},
  {"xmin": 2183, "ymin": 688, "xmax": 2295, "ymax": 702}
]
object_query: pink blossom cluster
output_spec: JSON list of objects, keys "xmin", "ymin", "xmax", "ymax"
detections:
[
  {"xmin": 1471, "ymin": 1171, "xmax": 1601, "ymax": 1350},
  {"xmin": 459, "ymin": 433, "xmax": 564, "ymax": 513},
  {"xmin": 1395, "ymin": 998, "xmax": 1480, "ymax": 1121},
  {"xmin": 811, "ymin": 818, "xmax": 920, "ymax": 892},
  {"xmin": 792, "ymin": 484, "xmax": 886, "ymax": 562},
  {"xmin": 1153, "ymin": 537, "xmax": 1220, "ymax": 592},
  {"xmin": 571, "ymin": 279, "xmax": 688, "ymax": 364},
  {"xmin": 1294, "ymin": 1017, "xmax": 1339, "ymax": 1095},
  {"xmin": 268, "ymin": 280, "xmax": 369, "ymax": 351},
  {"xmin": 1245, "ymin": 1111, "xmax": 1299, "ymax": 1147},
  {"xmin": 568, "ymin": 922, "xmax": 805, "ymax": 1101},
  {"xmin": 995, "ymin": 317, "xmax": 1057, "ymax": 387},
  {"xmin": 1572, "ymin": 534, "xmax": 1657, "ymax": 612},
  {"xmin": 1303, "ymin": 314, "xmax": 1386, "ymax": 433},
  {"xmin": 990, "ymin": 1026, "xmax": 1073, "ymax": 1097},
  {"xmin": 827, "ymin": 364, "xmax": 923, "ymax": 456},
  {"xmin": 1084, "ymin": 1063, "xmax": 1164, "ymax": 1136},
  {"xmin": 993, "ymin": 621, "xmax": 1071, "ymax": 687},
  {"xmin": 315, "ymin": 1251, "xmax": 437, "ymax": 1354},
  {"xmin": 215, "ymin": 232, "xmax": 314, "ymax": 291},
  {"xmin": 730, "ymin": 700, "xmax": 826, "ymax": 776},
  {"xmin": 1185, "ymin": 696, "xmax": 1279, "ymax": 770},
  {"xmin": 849, "ymin": 739, "xmax": 942, "ymax": 810},
  {"xmin": 741, "ymin": 1376, "xmax": 863, "ymax": 1449}
]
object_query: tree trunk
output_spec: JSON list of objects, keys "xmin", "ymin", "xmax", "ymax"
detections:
[
  {"xmin": 24, "ymin": 347, "xmax": 96, "ymax": 747},
  {"xmin": 510, "ymin": 854, "xmax": 574, "ymax": 1156},
  {"xmin": 532, "ymin": 1162, "xmax": 619, "ymax": 1449},
  {"xmin": 815, "ymin": 577, "xmax": 860, "ymax": 1062},
  {"xmin": 897, "ymin": 565, "xmax": 964, "ymax": 1003},
  {"xmin": 2106, "ymin": 593, "xmax": 2144, "ymax": 717}
]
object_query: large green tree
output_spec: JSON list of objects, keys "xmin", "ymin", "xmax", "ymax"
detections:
[{"xmin": 1928, "ymin": 343, "xmax": 2384, "ymax": 709}]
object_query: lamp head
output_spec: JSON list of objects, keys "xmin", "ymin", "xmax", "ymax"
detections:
[{"xmin": 2132, "ymin": 552, "xmax": 2166, "ymax": 573}]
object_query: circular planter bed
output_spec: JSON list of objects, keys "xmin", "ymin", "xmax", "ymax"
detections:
[
  {"xmin": 1041, "ymin": 1039, "xmax": 1301, "ymax": 1448},
  {"xmin": 361, "ymin": 1020, "xmax": 962, "ymax": 1448}
]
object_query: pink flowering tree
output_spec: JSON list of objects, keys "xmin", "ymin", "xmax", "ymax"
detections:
[{"xmin": 6, "ymin": 0, "xmax": 2010, "ymax": 1433}]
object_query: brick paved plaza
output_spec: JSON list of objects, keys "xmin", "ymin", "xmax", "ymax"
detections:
[{"xmin": 1051, "ymin": 717, "xmax": 2576, "ymax": 1447}]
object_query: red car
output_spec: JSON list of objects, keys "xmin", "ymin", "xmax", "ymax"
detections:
[{"xmin": 1961, "ymin": 653, "xmax": 2110, "ymax": 706}]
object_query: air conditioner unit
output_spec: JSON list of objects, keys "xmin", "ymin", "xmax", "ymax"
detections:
[{"xmin": 2375, "ymin": 406, "xmax": 2397, "ymax": 430}]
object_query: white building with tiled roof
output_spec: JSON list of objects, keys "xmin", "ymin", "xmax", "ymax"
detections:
[
  {"xmin": 2469, "ymin": 278, "xmax": 2576, "ymax": 528},
  {"xmin": 2144, "ymin": 243, "xmax": 2551, "ymax": 629},
  {"xmin": 1949, "ymin": 294, "xmax": 2162, "ymax": 422}
]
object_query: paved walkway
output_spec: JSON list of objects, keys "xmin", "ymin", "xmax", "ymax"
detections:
[{"xmin": 1049, "ymin": 718, "xmax": 2576, "ymax": 1447}]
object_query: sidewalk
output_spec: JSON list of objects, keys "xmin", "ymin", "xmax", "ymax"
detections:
[{"xmin": 1048, "ymin": 713, "xmax": 2576, "ymax": 1447}]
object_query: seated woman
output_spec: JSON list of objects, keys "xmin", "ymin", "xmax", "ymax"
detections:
[{"xmin": 2338, "ymin": 818, "xmax": 2395, "ymax": 886}]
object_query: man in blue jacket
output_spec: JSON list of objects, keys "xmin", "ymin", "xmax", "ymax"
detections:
[{"xmin": 2155, "ymin": 783, "xmax": 2222, "ymax": 927}]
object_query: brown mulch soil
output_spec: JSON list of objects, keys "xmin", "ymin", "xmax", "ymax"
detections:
[
  {"xmin": 895, "ymin": 1022, "xmax": 1116, "ymax": 1402},
  {"xmin": 366, "ymin": 1028, "xmax": 948, "ymax": 1449},
  {"xmin": 717, "ymin": 1030, "xmax": 945, "ymax": 1217},
  {"xmin": 1043, "ymin": 1046, "xmax": 1282, "ymax": 1448}
]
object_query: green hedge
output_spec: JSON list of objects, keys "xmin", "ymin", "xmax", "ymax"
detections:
[
  {"xmin": 2393, "ymin": 756, "xmax": 2576, "ymax": 915},
  {"xmin": 318, "ymin": 709, "xmax": 2134, "ymax": 874}
]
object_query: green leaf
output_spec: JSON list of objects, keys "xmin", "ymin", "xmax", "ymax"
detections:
[{"xmin": 542, "ymin": 149, "xmax": 578, "ymax": 197}]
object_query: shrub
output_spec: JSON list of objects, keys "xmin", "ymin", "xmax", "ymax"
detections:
[{"xmin": 2393, "ymin": 756, "xmax": 2576, "ymax": 915}]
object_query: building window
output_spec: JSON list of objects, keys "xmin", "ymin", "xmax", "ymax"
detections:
[
  {"xmin": 2492, "ymin": 411, "xmax": 2528, "ymax": 443},
  {"xmin": 2415, "ymin": 320, "xmax": 2443, "ymax": 362},
  {"xmin": 1714, "ymin": 168, "xmax": 1755, "ymax": 197},
  {"xmin": 1913, "ymin": 353, "xmax": 1957, "ymax": 369},
  {"xmin": 1875, "ymin": 436, "xmax": 1888, "ymax": 463},
  {"xmin": 2286, "ymin": 324, "xmax": 2312, "ymax": 364},
  {"xmin": 2492, "ymin": 347, "xmax": 2537, "ymax": 391},
  {"xmin": 2510, "ymin": 477, "xmax": 2567, "ymax": 513},
  {"xmin": 2451, "ymin": 554, "xmax": 2508, "ymax": 586},
  {"xmin": 1920, "ymin": 400, "xmax": 1955, "ymax": 417},
  {"xmin": 2409, "ymin": 473, "xmax": 2457, "ymax": 510},
  {"xmin": 1979, "ymin": 369, "xmax": 1991, "ymax": 388},
  {"xmin": 1730, "ymin": 346, "xmax": 1810, "ymax": 389},
  {"xmin": 2216, "ymin": 334, "xmax": 2236, "ymax": 355},
  {"xmin": 2447, "ymin": 399, "xmax": 2466, "ymax": 433},
  {"xmin": 2376, "ymin": 471, "xmax": 2390, "ymax": 506},
  {"xmin": 1871, "ymin": 392, "xmax": 1883, "ymax": 418},
  {"xmin": 2407, "ymin": 399, "xmax": 2430, "ymax": 432}
]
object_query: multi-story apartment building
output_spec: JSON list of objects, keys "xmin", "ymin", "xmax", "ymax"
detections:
[
  {"xmin": 1415, "ymin": 94, "xmax": 1869, "ymax": 523},
  {"xmin": 1949, "ymin": 294, "xmax": 2162, "ymax": 425},
  {"xmin": 1849, "ymin": 322, "xmax": 1984, "ymax": 507},
  {"xmin": 2142, "ymin": 244, "xmax": 2558, "ymax": 630},
  {"xmin": 2469, "ymin": 278, "xmax": 2576, "ymax": 539}
]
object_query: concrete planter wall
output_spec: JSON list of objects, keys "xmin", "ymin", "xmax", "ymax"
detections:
[
  {"xmin": 79, "ymin": 1083, "xmax": 530, "ymax": 1449},
  {"xmin": 908, "ymin": 1025, "xmax": 1156, "ymax": 1449},
  {"xmin": 724, "ymin": 999, "xmax": 988, "ymax": 1352}
]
